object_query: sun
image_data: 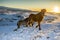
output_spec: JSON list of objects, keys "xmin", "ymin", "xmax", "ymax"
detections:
[{"xmin": 53, "ymin": 6, "xmax": 59, "ymax": 13}]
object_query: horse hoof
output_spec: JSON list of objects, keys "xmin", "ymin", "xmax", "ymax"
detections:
[
  {"xmin": 39, "ymin": 28, "xmax": 41, "ymax": 30},
  {"xmin": 36, "ymin": 26, "xmax": 38, "ymax": 28},
  {"xmin": 13, "ymin": 29, "xmax": 17, "ymax": 31}
]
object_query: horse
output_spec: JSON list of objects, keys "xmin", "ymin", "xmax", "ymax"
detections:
[
  {"xmin": 14, "ymin": 17, "xmax": 33, "ymax": 31},
  {"xmin": 28, "ymin": 9, "xmax": 46, "ymax": 30}
]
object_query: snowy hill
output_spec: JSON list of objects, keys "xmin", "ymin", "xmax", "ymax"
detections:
[
  {"xmin": 0, "ymin": 13, "xmax": 24, "ymax": 26},
  {"xmin": 0, "ymin": 6, "xmax": 33, "ymax": 12},
  {"xmin": 0, "ymin": 12, "xmax": 60, "ymax": 40}
]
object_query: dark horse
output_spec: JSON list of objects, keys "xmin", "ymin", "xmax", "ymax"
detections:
[
  {"xmin": 28, "ymin": 9, "xmax": 46, "ymax": 30},
  {"xmin": 14, "ymin": 17, "xmax": 33, "ymax": 31}
]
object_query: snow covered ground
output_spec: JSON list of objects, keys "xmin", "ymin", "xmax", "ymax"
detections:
[{"xmin": 0, "ymin": 12, "xmax": 60, "ymax": 40}]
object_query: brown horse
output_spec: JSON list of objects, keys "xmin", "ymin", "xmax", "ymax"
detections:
[{"xmin": 29, "ymin": 9, "xmax": 46, "ymax": 30}]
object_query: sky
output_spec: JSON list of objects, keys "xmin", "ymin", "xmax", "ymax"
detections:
[{"xmin": 0, "ymin": 0, "xmax": 60, "ymax": 12}]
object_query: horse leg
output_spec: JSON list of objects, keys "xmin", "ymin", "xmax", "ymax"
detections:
[
  {"xmin": 29, "ymin": 21, "xmax": 34, "ymax": 27},
  {"xmin": 32, "ymin": 23, "xmax": 33, "ymax": 26},
  {"xmin": 36, "ymin": 22, "xmax": 39, "ymax": 28},
  {"xmin": 29, "ymin": 23, "xmax": 33, "ymax": 27},
  {"xmin": 25, "ymin": 24, "xmax": 28, "ymax": 27},
  {"xmin": 37, "ymin": 22, "xmax": 41, "ymax": 30},
  {"xmin": 31, "ymin": 19, "xmax": 34, "ymax": 26},
  {"xmin": 25, "ymin": 21, "xmax": 29, "ymax": 27},
  {"xmin": 28, "ymin": 19, "xmax": 33, "ymax": 27},
  {"xmin": 14, "ymin": 22, "xmax": 20, "ymax": 31}
]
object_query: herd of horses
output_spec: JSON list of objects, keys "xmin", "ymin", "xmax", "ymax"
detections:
[{"xmin": 14, "ymin": 9, "xmax": 46, "ymax": 31}]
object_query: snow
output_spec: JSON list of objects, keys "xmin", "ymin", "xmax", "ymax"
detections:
[{"xmin": 0, "ymin": 12, "xmax": 60, "ymax": 40}]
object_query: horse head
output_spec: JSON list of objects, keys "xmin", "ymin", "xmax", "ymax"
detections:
[{"xmin": 41, "ymin": 9, "xmax": 46, "ymax": 13}]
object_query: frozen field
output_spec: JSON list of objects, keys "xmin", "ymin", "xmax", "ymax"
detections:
[{"xmin": 0, "ymin": 12, "xmax": 60, "ymax": 40}]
